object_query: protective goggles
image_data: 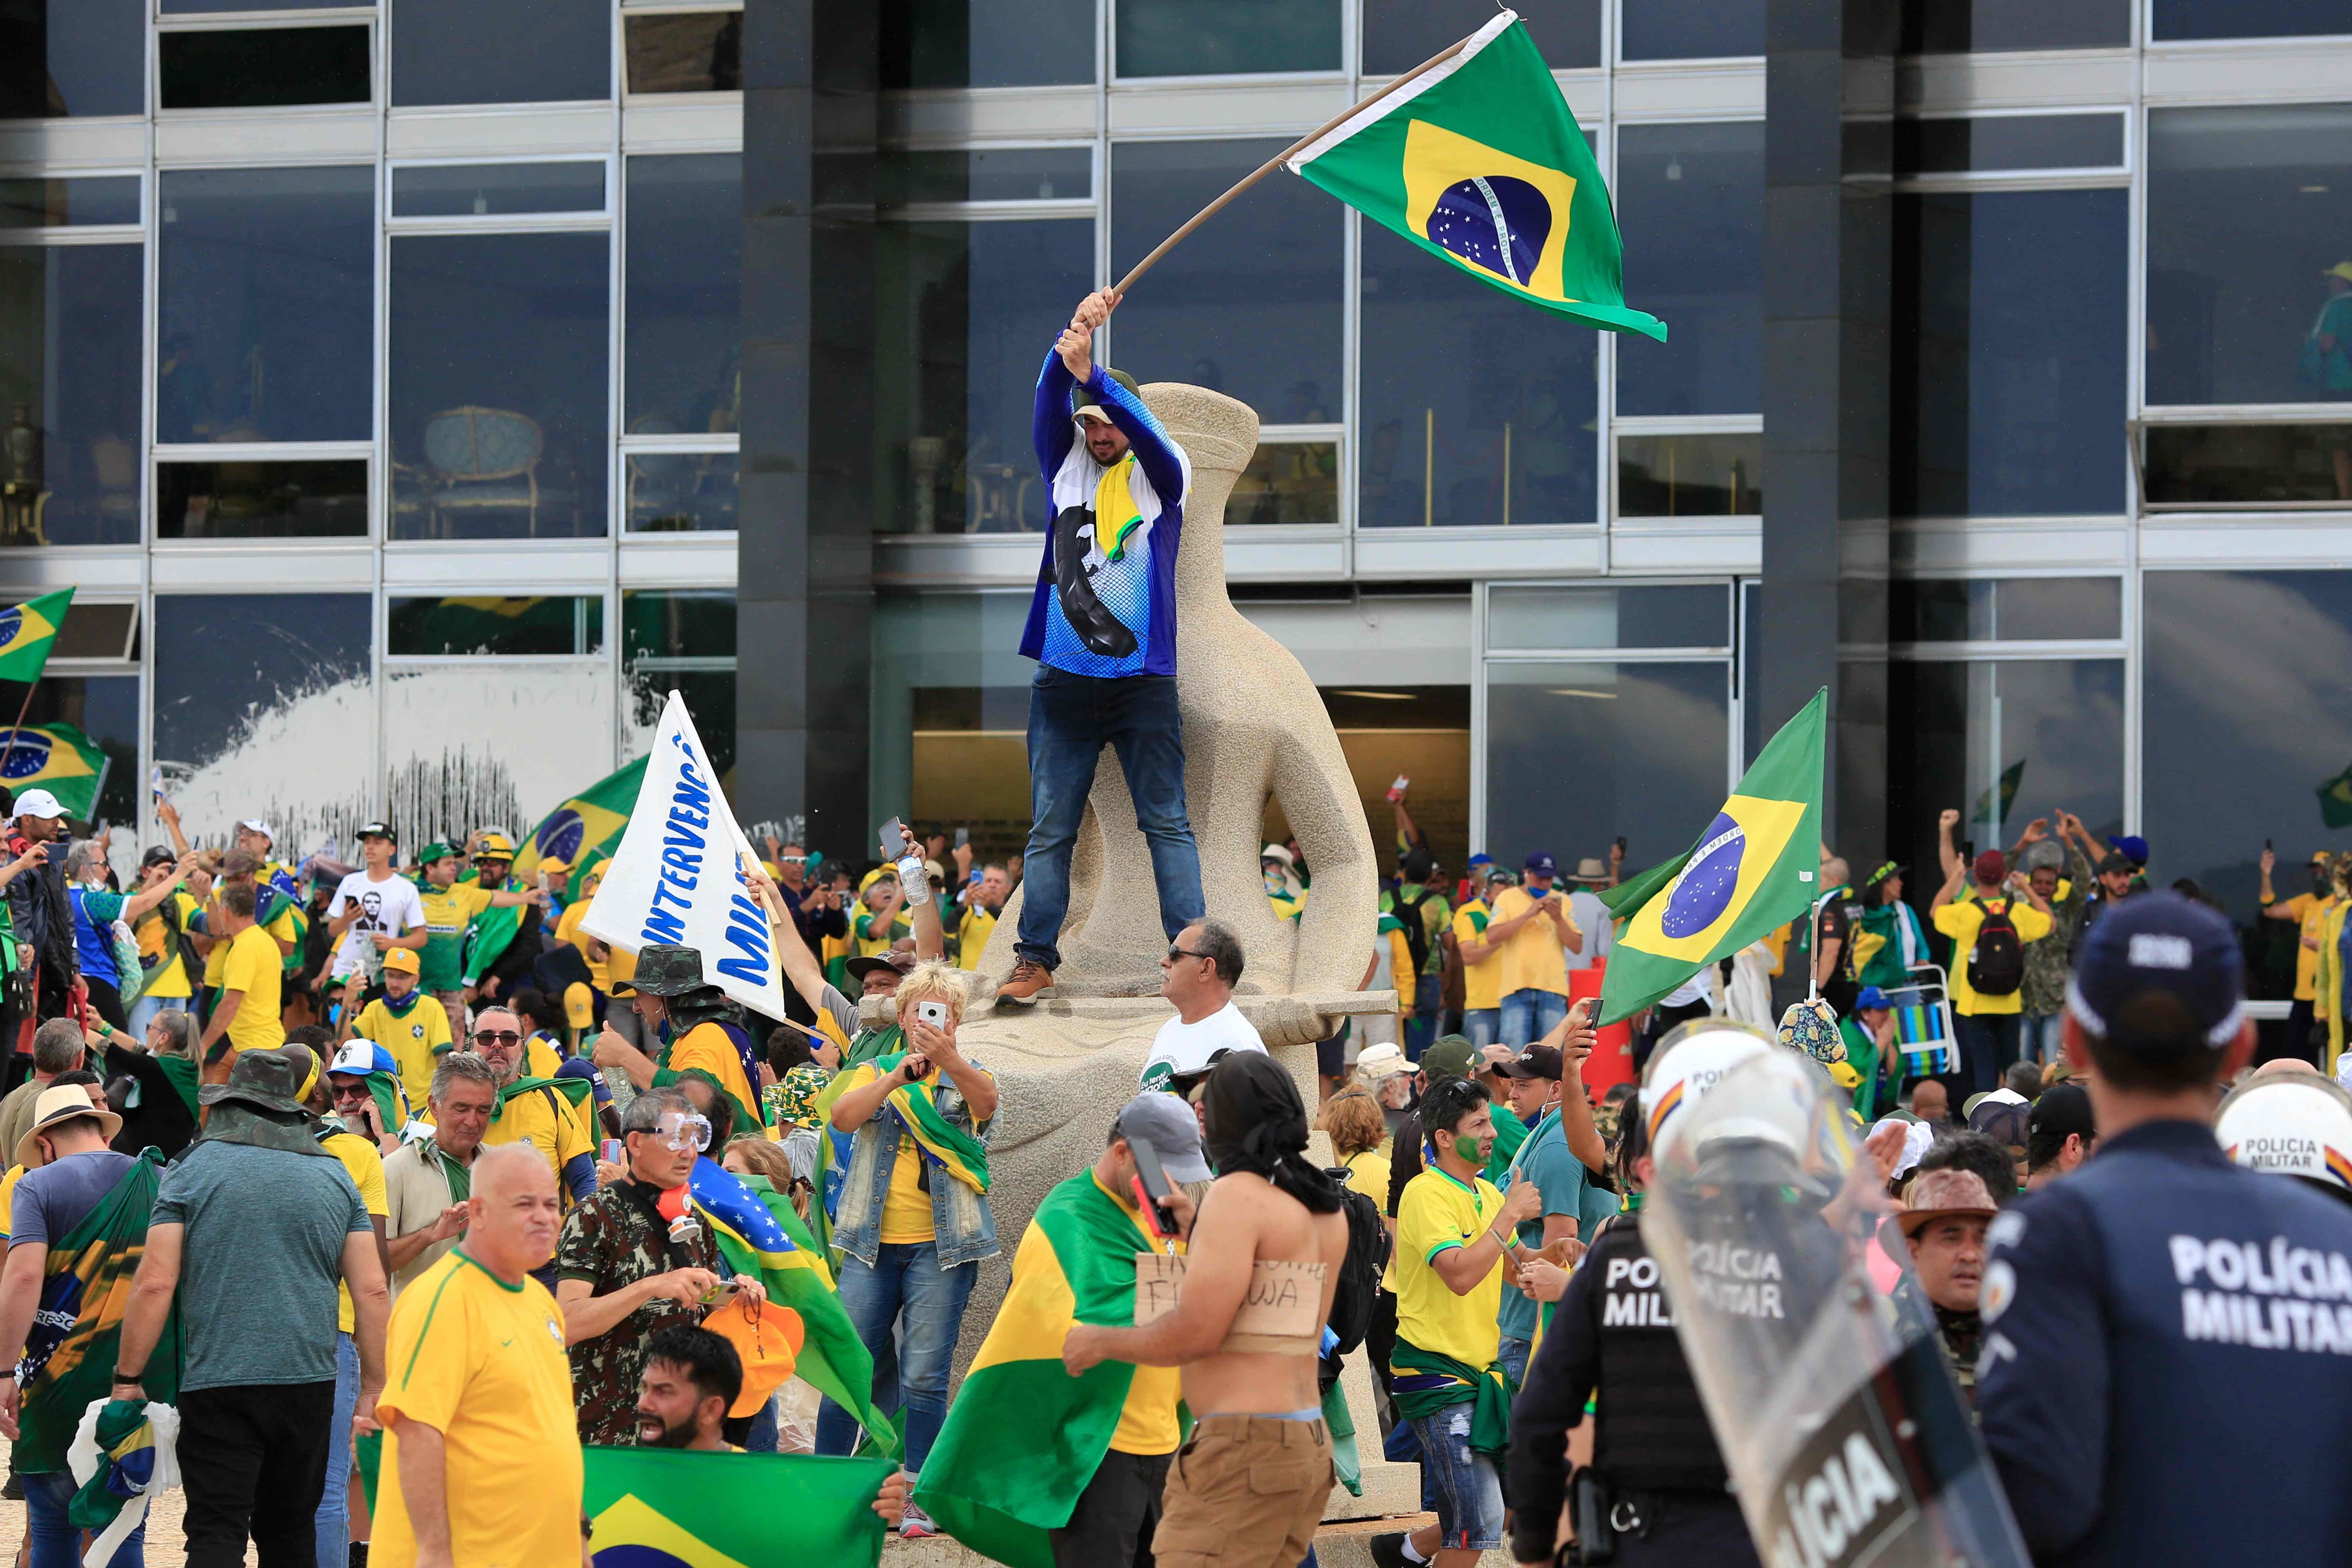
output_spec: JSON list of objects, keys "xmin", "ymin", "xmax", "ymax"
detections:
[{"xmin": 641, "ymin": 1111, "xmax": 713, "ymax": 1153}]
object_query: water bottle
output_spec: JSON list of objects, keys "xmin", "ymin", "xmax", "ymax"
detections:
[{"xmin": 896, "ymin": 853, "xmax": 931, "ymax": 906}]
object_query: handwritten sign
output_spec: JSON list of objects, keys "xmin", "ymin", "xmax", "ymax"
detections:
[{"xmin": 1133, "ymin": 1254, "xmax": 1328, "ymax": 1354}]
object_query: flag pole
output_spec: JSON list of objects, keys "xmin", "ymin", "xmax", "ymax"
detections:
[
  {"xmin": 1110, "ymin": 31, "xmax": 1478, "ymax": 298},
  {"xmin": 0, "ymin": 677, "xmax": 39, "ymax": 782}
]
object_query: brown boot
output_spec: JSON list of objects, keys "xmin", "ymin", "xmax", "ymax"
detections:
[{"xmin": 999, "ymin": 958, "xmax": 1056, "ymax": 1003}]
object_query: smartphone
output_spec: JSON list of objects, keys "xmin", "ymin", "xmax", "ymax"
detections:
[
  {"xmin": 1127, "ymin": 1133, "xmax": 1180, "ymax": 1239},
  {"xmin": 913, "ymin": 999, "xmax": 948, "ymax": 1030},
  {"xmin": 601, "ymin": 1138, "xmax": 623, "ymax": 1165},
  {"xmin": 954, "ymin": 826, "xmax": 969, "ymax": 849},
  {"xmin": 902, "ymin": 1052, "xmax": 933, "ymax": 1079},
  {"xmin": 879, "ymin": 817, "xmax": 906, "ymax": 860}
]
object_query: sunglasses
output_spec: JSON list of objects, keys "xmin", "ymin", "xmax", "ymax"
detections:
[
  {"xmin": 1167, "ymin": 944, "xmax": 1210, "ymax": 963},
  {"xmin": 472, "ymin": 1029, "xmax": 522, "ymax": 1046},
  {"xmin": 331, "ymin": 1080, "xmax": 370, "ymax": 1099},
  {"xmin": 778, "ymin": 855, "xmax": 808, "ymax": 864}
]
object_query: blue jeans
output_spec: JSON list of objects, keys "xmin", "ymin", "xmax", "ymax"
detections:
[
  {"xmin": 125, "ymin": 994, "xmax": 185, "ymax": 1040},
  {"xmin": 26, "ymin": 1465, "xmax": 146, "ymax": 1568},
  {"xmin": 2020, "ymin": 1011, "xmax": 2063, "ymax": 1068},
  {"xmin": 1462, "ymin": 1008, "xmax": 1501, "ymax": 1048},
  {"xmin": 815, "ymin": 1240, "xmax": 977, "ymax": 1473},
  {"xmin": 315, "ymin": 1330, "xmax": 358, "ymax": 1568},
  {"xmin": 1500, "ymin": 988, "xmax": 1568, "ymax": 1050},
  {"xmin": 1017, "ymin": 668, "xmax": 1204, "ymax": 972},
  {"xmin": 1496, "ymin": 1334, "xmax": 1532, "ymax": 1390},
  {"xmin": 1404, "ymin": 984, "xmax": 1443, "ymax": 1059},
  {"xmin": 1406, "ymin": 1401, "xmax": 1505, "ymax": 1552},
  {"xmin": 1955, "ymin": 1012, "xmax": 2020, "ymax": 1098}
]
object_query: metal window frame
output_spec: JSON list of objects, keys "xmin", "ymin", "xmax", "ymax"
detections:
[
  {"xmin": 382, "ymin": 587, "xmax": 612, "ymax": 663},
  {"xmin": 151, "ymin": 10, "xmax": 379, "ymax": 119}
]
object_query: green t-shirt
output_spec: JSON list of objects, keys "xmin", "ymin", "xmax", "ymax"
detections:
[{"xmin": 1481, "ymin": 1101, "xmax": 1529, "ymax": 1187}]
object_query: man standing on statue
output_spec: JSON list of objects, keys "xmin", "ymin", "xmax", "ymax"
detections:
[{"xmin": 1002, "ymin": 288, "xmax": 1204, "ymax": 1003}]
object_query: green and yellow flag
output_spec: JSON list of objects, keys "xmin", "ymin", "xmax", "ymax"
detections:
[
  {"xmin": 1285, "ymin": 12, "xmax": 1665, "ymax": 340},
  {"xmin": 515, "ymin": 755, "xmax": 647, "ymax": 898},
  {"xmin": 583, "ymin": 1446, "xmax": 898, "ymax": 1568},
  {"xmin": 0, "ymin": 720, "xmax": 110, "ymax": 819},
  {"xmin": 916, "ymin": 1171, "xmax": 1172, "ymax": 1568},
  {"xmin": 2319, "ymin": 761, "xmax": 2352, "ymax": 829},
  {"xmin": 0, "ymin": 588, "xmax": 74, "ymax": 684},
  {"xmin": 1597, "ymin": 689, "xmax": 1826, "ymax": 1024}
]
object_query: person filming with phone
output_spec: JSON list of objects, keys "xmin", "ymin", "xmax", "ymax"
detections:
[{"xmin": 820, "ymin": 962, "xmax": 999, "ymax": 1535}]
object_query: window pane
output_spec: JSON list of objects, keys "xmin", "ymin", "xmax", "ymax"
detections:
[
  {"xmin": 625, "ymin": 155, "xmax": 740, "ymax": 436},
  {"xmin": 0, "ymin": 244, "xmax": 141, "ymax": 546},
  {"xmin": 153, "ymin": 593, "xmax": 372, "ymax": 845},
  {"xmin": 1893, "ymin": 190, "xmax": 2127, "ymax": 517},
  {"xmin": 624, "ymin": 12, "xmax": 742, "ymax": 94},
  {"xmin": 392, "ymin": 163, "xmax": 605, "ymax": 218},
  {"xmin": 1617, "ymin": 433, "xmax": 1762, "ymax": 516},
  {"xmin": 2154, "ymin": 0, "xmax": 2352, "ymax": 41},
  {"xmin": 1893, "ymin": 116, "xmax": 2124, "ymax": 174},
  {"xmin": 1890, "ymin": 577, "xmax": 2122, "ymax": 641},
  {"xmin": 879, "ymin": 147, "xmax": 1092, "ymax": 206},
  {"xmin": 1111, "ymin": 140, "xmax": 1343, "ymax": 422},
  {"xmin": 1230, "ymin": 441, "xmax": 1337, "ymax": 526},
  {"xmin": 391, "ymin": 0, "xmax": 610, "ymax": 108},
  {"xmin": 389, "ymin": 596, "xmax": 604, "ymax": 657},
  {"xmin": 0, "ymin": 177, "xmax": 138, "ymax": 229},
  {"xmin": 157, "ymin": 459, "xmax": 367, "ymax": 538},
  {"xmin": 1622, "ymin": 0, "xmax": 1766, "ymax": 59},
  {"xmin": 2144, "ymin": 422, "xmax": 2352, "ymax": 504},
  {"xmin": 1359, "ymin": 222, "xmax": 1597, "ymax": 528},
  {"xmin": 159, "ymin": 166, "xmax": 374, "ymax": 444},
  {"xmin": 627, "ymin": 450, "xmax": 737, "ymax": 531},
  {"xmin": 159, "ymin": 26, "xmax": 371, "ymax": 110},
  {"xmin": 0, "ymin": 0, "xmax": 144, "ymax": 118},
  {"xmin": 46, "ymin": 602, "xmax": 135, "ymax": 660},
  {"xmin": 625, "ymin": 590, "xmax": 736, "ymax": 778},
  {"xmin": 1902, "ymin": 0, "xmax": 2131, "ymax": 50},
  {"xmin": 2143, "ymin": 570, "xmax": 2352, "ymax": 931},
  {"xmin": 2148, "ymin": 105, "xmax": 2352, "ymax": 407},
  {"xmin": 1116, "ymin": 0, "xmax": 1339, "ymax": 75},
  {"xmin": 0, "ymin": 674, "xmax": 138, "ymax": 830},
  {"xmin": 1488, "ymin": 585, "xmax": 1728, "ymax": 649},
  {"xmin": 1365, "ymin": 0, "xmax": 1598, "ymax": 73},
  {"xmin": 390, "ymin": 232, "xmax": 610, "ymax": 539},
  {"xmin": 883, "ymin": 0, "xmax": 1095, "ymax": 87},
  {"xmin": 875, "ymin": 219, "xmax": 1095, "ymax": 535},
  {"xmin": 1484, "ymin": 660, "xmax": 1728, "ymax": 873},
  {"xmin": 1614, "ymin": 123, "xmax": 1764, "ymax": 416}
]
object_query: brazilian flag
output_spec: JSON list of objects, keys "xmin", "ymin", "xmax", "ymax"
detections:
[
  {"xmin": 0, "ymin": 588, "xmax": 74, "ymax": 683},
  {"xmin": 1284, "ymin": 12, "xmax": 1664, "ymax": 340},
  {"xmin": 516, "ymin": 755, "xmax": 647, "ymax": 901},
  {"xmin": 2320, "ymin": 760, "xmax": 2352, "ymax": 829},
  {"xmin": 0, "ymin": 720, "xmax": 110, "ymax": 819},
  {"xmin": 1596, "ymin": 689, "xmax": 1826, "ymax": 1024},
  {"xmin": 583, "ymin": 1447, "xmax": 897, "ymax": 1568}
]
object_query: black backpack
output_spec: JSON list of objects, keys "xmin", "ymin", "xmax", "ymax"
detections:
[
  {"xmin": 1966, "ymin": 899, "xmax": 2026, "ymax": 997},
  {"xmin": 1320, "ymin": 1173, "xmax": 1393, "ymax": 1361},
  {"xmin": 1391, "ymin": 888, "xmax": 1435, "ymax": 977}
]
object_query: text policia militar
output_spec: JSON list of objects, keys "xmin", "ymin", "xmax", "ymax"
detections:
[{"xmin": 2168, "ymin": 1231, "xmax": 2352, "ymax": 1353}]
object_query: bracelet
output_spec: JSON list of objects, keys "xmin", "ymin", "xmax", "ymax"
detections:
[{"xmin": 112, "ymin": 1372, "xmax": 141, "ymax": 1386}]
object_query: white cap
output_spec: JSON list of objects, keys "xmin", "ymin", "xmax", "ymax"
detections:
[
  {"xmin": 1353, "ymin": 1042, "xmax": 1410, "ymax": 1082},
  {"xmin": 328, "ymin": 1040, "xmax": 377, "ymax": 1078},
  {"xmin": 2217, "ymin": 1071, "xmax": 2352, "ymax": 1193},
  {"xmin": 238, "ymin": 818, "xmax": 274, "ymax": 842},
  {"xmin": 13, "ymin": 789, "xmax": 65, "ymax": 821},
  {"xmin": 1261, "ymin": 843, "xmax": 1295, "ymax": 866},
  {"xmin": 1637, "ymin": 1022, "xmax": 1773, "ymax": 1163}
]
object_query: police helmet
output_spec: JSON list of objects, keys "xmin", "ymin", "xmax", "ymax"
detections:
[
  {"xmin": 2216, "ymin": 1065, "xmax": 2352, "ymax": 1203},
  {"xmin": 1638, "ymin": 1019, "xmax": 1775, "ymax": 1166}
]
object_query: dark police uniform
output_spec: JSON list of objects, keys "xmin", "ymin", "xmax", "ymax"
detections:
[
  {"xmin": 1979, "ymin": 1119, "xmax": 2352, "ymax": 1566},
  {"xmin": 1507, "ymin": 1216, "xmax": 1758, "ymax": 1566}
]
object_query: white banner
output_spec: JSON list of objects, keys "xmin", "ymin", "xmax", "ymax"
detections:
[{"xmin": 579, "ymin": 690, "xmax": 787, "ymax": 1019}]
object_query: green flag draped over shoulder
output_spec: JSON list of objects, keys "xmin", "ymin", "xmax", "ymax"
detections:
[
  {"xmin": 0, "ymin": 588, "xmax": 74, "ymax": 683},
  {"xmin": 1285, "ymin": 12, "xmax": 1665, "ymax": 341},
  {"xmin": 583, "ymin": 1446, "xmax": 897, "ymax": 1568},
  {"xmin": 1597, "ymin": 689, "xmax": 1827, "ymax": 1025}
]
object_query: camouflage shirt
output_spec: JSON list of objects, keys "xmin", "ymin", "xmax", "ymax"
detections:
[
  {"xmin": 553, "ymin": 1179, "xmax": 720, "ymax": 1446},
  {"xmin": 1935, "ymin": 1302, "xmax": 1984, "ymax": 1410},
  {"xmin": 2018, "ymin": 843, "xmax": 2094, "ymax": 1018}
]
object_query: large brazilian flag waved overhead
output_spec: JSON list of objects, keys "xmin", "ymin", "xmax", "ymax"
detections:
[
  {"xmin": 1596, "ymin": 689, "xmax": 1827, "ymax": 1025},
  {"xmin": 0, "ymin": 721, "xmax": 110, "ymax": 820},
  {"xmin": 1285, "ymin": 12, "xmax": 1666, "ymax": 341}
]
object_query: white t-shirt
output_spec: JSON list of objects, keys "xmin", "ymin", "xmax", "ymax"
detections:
[
  {"xmin": 1565, "ymin": 889, "xmax": 1616, "ymax": 973},
  {"xmin": 1140, "ymin": 1001, "xmax": 1266, "ymax": 1091},
  {"xmin": 328, "ymin": 870, "xmax": 426, "ymax": 981}
]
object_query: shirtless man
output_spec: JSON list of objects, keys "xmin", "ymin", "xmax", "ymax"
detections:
[{"xmin": 1062, "ymin": 1052, "xmax": 1350, "ymax": 1568}]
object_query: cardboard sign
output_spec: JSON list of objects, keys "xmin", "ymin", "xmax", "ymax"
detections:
[{"xmin": 1134, "ymin": 1254, "xmax": 1328, "ymax": 1354}]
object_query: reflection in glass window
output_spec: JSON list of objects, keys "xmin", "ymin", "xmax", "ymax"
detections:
[
  {"xmin": 1893, "ymin": 190, "xmax": 2127, "ymax": 518},
  {"xmin": 159, "ymin": 26, "xmax": 372, "ymax": 110},
  {"xmin": 158, "ymin": 166, "xmax": 374, "ymax": 445},
  {"xmin": 2143, "ymin": 422, "xmax": 2352, "ymax": 505},
  {"xmin": 2147, "ymin": 105, "xmax": 2352, "ymax": 407},
  {"xmin": 1111, "ymin": 140, "xmax": 1343, "ymax": 424},
  {"xmin": 1614, "ymin": 124, "xmax": 1764, "ymax": 417},
  {"xmin": 625, "ymin": 590, "xmax": 737, "ymax": 778},
  {"xmin": 2144, "ymin": 571, "xmax": 2352, "ymax": 921},
  {"xmin": 879, "ymin": 148, "xmax": 1092, "ymax": 206},
  {"xmin": 1359, "ymin": 223, "xmax": 1597, "ymax": 528},
  {"xmin": 1230, "ymin": 442, "xmax": 1337, "ymax": 526},
  {"xmin": 1485, "ymin": 660, "xmax": 1728, "ymax": 873},
  {"xmin": 1487, "ymin": 585, "xmax": 1729, "ymax": 650},
  {"xmin": 1117, "ymin": 0, "xmax": 1340, "ymax": 75},
  {"xmin": 41, "ymin": 602, "xmax": 136, "ymax": 661},
  {"xmin": 156, "ymin": 460, "xmax": 367, "ymax": 539},
  {"xmin": 1890, "ymin": 577, "xmax": 2122, "ymax": 643},
  {"xmin": 392, "ymin": 163, "xmax": 605, "ymax": 218},
  {"xmin": 624, "ymin": 12, "xmax": 742, "ymax": 94},
  {"xmin": 0, "ymin": 675, "xmax": 138, "ymax": 829},
  {"xmin": 626, "ymin": 156, "xmax": 740, "ymax": 437},
  {"xmin": 2154, "ymin": 0, "xmax": 2352, "ymax": 41},
  {"xmin": 0, "ymin": 0, "xmax": 144, "ymax": 119},
  {"xmin": 1622, "ymin": 0, "xmax": 1766, "ymax": 59},
  {"xmin": 874, "ymin": 219, "xmax": 1096, "ymax": 534},
  {"xmin": 627, "ymin": 451, "xmax": 737, "ymax": 532},
  {"xmin": 389, "ymin": 596, "xmax": 604, "ymax": 658},
  {"xmin": 0, "ymin": 178, "xmax": 138, "ymax": 229},
  {"xmin": 1617, "ymin": 433, "xmax": 1761, "ymax": 517},
  {"xmin": 883, "ymin": 0, "xmax": 1095, "ymax": 88},
  {"xmin": 0, "ymin": 245, "xmax": 141, "ymax": 546},
  {"xmin": 1901, "ymin": 0, "xmax": 2131, "ymax": 51},
  {"xmin": 1893, "ymin": 116, "xmax": 2124, "ymax": 175},
  {"xmin": 1364, "ymin": 0, "xmax": 1598, "ymax": 72},
  {"xmin": 391, "ymin": 0, "xmax": 608, "ymax": 108},
  {"xmin": 390, "ymin": 233, "xmax": 610, "ymax": 540}
]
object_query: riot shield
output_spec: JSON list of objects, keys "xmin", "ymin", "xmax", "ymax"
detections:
[{"xmin": 1639, "ymin": 1049, "xmax": 2029, "ymax": 1568}]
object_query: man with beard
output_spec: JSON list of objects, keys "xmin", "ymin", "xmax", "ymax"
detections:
[
  {"xmin": 471, "ymin": 1003, "xmax": 598, "ymax": 1219},
  {"xmin": 591, "ymin": 944, "xmax": 767, "ymax": 1136}
]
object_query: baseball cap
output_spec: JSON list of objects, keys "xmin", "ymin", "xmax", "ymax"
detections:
[
  {"xmin": 1353, "ymin": 1042, "xmax": 1410, "ymax": 1082},
  {"xmin": 418, "ymin": 841, "xmax": 458, "ymax": 865},
  {"xmin": 1113, "ymin": 1091, "xmax": 1213, "ymax": 1183},
  {"xmin": 1260, "ymin": 843, "xmax": 1295, "ymax": 866},
  {"xmin": 1637, "ymin": 1020, "xmax": 1774, "ymax": 1163},
  {"xmin": 13, "ymin": 789, "xmax": 64, "ymax": 821},
  {"xmin": 1523, "ymin": 851, "xmax": 1558, "ymax": 877},
  {"xmin": 328, "ymin": 1040, "xmax": 396, "ymax": 1079},
  {"xmin": 1864, "ymin": 861, "xmax": 1906, "ymax": 889},
  {"xmin": 2028, "ymin": 1081, "xmax": 2095, "ymax": 1142},
  {"xmin": 237, "ymin": 818, "xmax": 274, "ymax": 842},
  {"xmin": 1484, "ymin": 864, "xmax": 1516, "ymax": 886},
  {"xmin": 2216, "ymin": 1072, "xmax": 2352, "ymax": 1193},
  {"xmin": 1466, "ymin": 853, "xmax": 1493, "ymax": 870},
  {"xmin": 1854, "ymin": 984, "xmax": 1891, "ymax": 1012},
  {"xmin": 563, "ymin": 980, "xmax": 597, "ymax": 1031},
  {"xmin": 1972, "ymin": 849, "xmax": 2008, "ymax": 883},
  {"xmin": 2096, "ymin": 850, "xmax": 2134, "ymax": 876},
  {"xmin": 356, "ymin": 820, "xmax": 396, "ymax": 843},
  {"xmin": 140, "ymin": 844, "xmax": 177, "ymax": 871},
  {"xmin": 1422, "ymin": 1034, "xmax": 1479, "ymax": 1079},
  {"xmin": 1068, "ymin": 366, "xmax": 1141, "ymax": 423},
  {"xmin": 382, "ymin": 947, "xmax": 420, "ymax": 976},
  {"xmin": 845, "ymin": 950, "xmax": 916, "ymax": 985},
  {"xmin": 1498, "ymin": 1044, "xmax": 1563, "ymax": 1081},
  {"xmin": 2065, "ymin": 890, "xmax": 2245, "ymax": 1053},
  {"xmin": 2105, "ymin": 834, "xmax": 2149, "ymax": 866}
]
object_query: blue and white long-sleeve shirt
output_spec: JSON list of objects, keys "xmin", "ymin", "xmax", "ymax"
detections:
[{"xmin": 1019, "ymin": 350, "xmax": 1192, "ymax": 679}]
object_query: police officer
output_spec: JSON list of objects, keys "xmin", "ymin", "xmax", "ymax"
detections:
[
  {"xmin": 1979, "ymin": 893, "xmax": 2352, "ymax": 1566},
  {"xmin": 2215, "ymin": 1059, "xmax": 2352, "ymax": 1206},
  {"xmin": 1506, "ymin": 1023, "xmax": 1773, "ymax": 1567}
]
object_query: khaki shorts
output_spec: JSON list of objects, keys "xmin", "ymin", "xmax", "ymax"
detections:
[{"xmin": 1154, "ymin": 1414, "xmax": 1332, "ymax": 1568}]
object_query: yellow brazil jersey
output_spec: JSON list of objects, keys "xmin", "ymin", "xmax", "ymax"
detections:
[
  {"xmin": 323, "ymin": 1130, "xmax": 388, "ymax": 1334},
  {"xmin": 356, "ymin": 993, "xmax": 454, "ymax": 1114},
  {"xmin": 554, "ymin": 896, "xmax": 633, "ymax": 997},
  {"xmin": 1930, "ymin": 894, "xmax": 2054, "ymax": 1017},
  {"xmin": 956, "ymin": 904, "xmax": 998, "ymax": 971},
  {"xmin": 663, "ymin": 1019, "xmax": 763, "ymax": 1133},
  {"xmin": 481, "ymin": 1081, "xmax": 595, "ymax": 1198},
  {"xmin": 853, "ymin": 907, "xmax": 912, "ymax": 958},
  {"xmin": 1451, "ymin": 898, "xmax": 1505, "ymax": 1012},
  {"xmin": 1095, "ymin": 1175, "xmax": 1184, "ymax": 1456},
  {"xmin": 2292, "ymin": 893, "xmax": 2342, "ymax": 1003},
  {"xmin": 835, "ymin": 1059, "xmax": 938, "ymax": 1244},
  {"xmin": 373, "ymin": 1250, "xmax": 582, "ymax": 1568},
  {"xmin": 1393, "ymin": 1165, "xmax": 1506, "ymax": 1372},
  {"xmin": 417, "ymin": 882, "xmax": 496, "ymax": 995},
  {"xmin": 203, "ymin": 902, "xmax": 298, "ymax": 988},
  {"xmin": 1488, "ymin": 886, "xmax": 1579, "ymax": 1000},
  {"xmin": 135, "ymin": 892, "xmax": 201, "ymax": 1001},
  {"xmin": 220, "ymin": 923, "xmax": 286, "ymax": 1057}
]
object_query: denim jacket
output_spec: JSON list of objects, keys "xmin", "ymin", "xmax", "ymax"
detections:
[{"xmin": 832, "ymin": 1066, "xmax": 999, "ymax": 1269}]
